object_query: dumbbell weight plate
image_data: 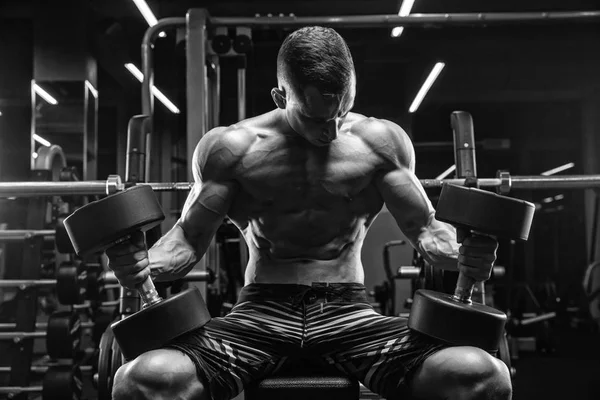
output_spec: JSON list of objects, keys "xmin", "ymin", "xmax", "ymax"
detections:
[
  {"xmin": 55, "ymin": 214, "xmax": 75, "ymax": 254},
  {"xmin": 97, "ymin": 328, "xmax": 114, "ymax": 400},
  {"xmin": 56, "ymin": 263, "xmax": 85, "ymax": 305},
  {"xmin": 64, "ymin": 185, "xmax": 165, "ymax": 256},
  {"xmin": 42, "ymin": 366, "xmax": 83, "ymax": 400},
  {"xmin": 46, "ymin": 311, "xmax": 81, "ymax": 359},
  {"xmin": 435, "ymin": 184, "xmax": 535, "ymax": 241},
  {"xmin": 111, "ymin": 286, "xmax": 211, "ymax": 360},
  {"xmin": 497, "ymin": 331, "xmax": 515, "ymax": 378},
  {"xmin": 408, "ymin": 289, "xmax": 507, "ymax": 351}
]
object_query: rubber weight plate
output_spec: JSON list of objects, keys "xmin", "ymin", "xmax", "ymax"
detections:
[
  {"xmin": 42, "ymin": 366, "xmax": 83, "ymax": 400},
  {"xmin": 111, "ymin": 287, "xmax": 211, "ymax": 360},
  {"xmin": 407, "ymin": 289, "xmax": 507, "ymax": 351},
  {"xmin": 435, "ymin": 184, "xmax": 535, "ymax": 241},
  {"xmin": 97, "ymin": 327, "xmax": 115, "ymax": 400},
  {"xmin": 56, "ymin": 263, "xmax": 85, "ymax": 305},
  {"xmin": 46, "ymin": 311, "xmax": 81, "ymax": 359},
  {"xmin": 64, "ymin": 185, "xmax": 165, "ymax": 256}
]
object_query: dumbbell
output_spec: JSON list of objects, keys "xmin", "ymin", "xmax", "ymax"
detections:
[
  {"xmin": 64, "ymin": 185, "xmax": 211, "ymax": 360},
  {"xmin": 0, "ymin": 366, "xmax": 82, "ymax": 399},
  {"xmin": 0, "ymin": 311, "xmax": 81, "ymax": 359},
  {"xmin": 407, "ymin": 184, "xmax": 535, "ymax": 351},
  {"xmin": 0, "ymin": 262, "xmax": 98, "ymax": 305}
]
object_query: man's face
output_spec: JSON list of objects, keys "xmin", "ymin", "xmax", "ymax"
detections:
[{"xmin": 285, "ymin": 80, "xmax": 355, "ymax": 147}]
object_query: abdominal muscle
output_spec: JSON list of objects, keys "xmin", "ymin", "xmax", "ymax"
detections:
[{"xmin": 238, "ymin": 211, "xmax": 370, "ymax": 286}]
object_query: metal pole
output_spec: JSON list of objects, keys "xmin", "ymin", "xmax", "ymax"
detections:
[
  {"xmin": 208, "ymin": 11, "xmax": 600, "ymax": 28},
  {"xmin": 100, "ymin": 270, "xmax": 212, "ymax": 284},
  {"xmin": 0, "ymin": 230, "xmax": 55, "ymax": 241},
  {"xmin": 141, "ymin": 17, "xmax": 186, "ymax": 182},
  {"xmin": 511, "ymin": 175, "xmax": 600, "ymax": 189},
  {"xmin": 4, "ymin": 174, "xmax": 600, "ymax": 198},
  {"xmin": 0, "ymin": 180, "xmax": 120, "ymax": 197},
  {"xmin": 450, "ymin": 111, "xmax": 485, "ymax": 304},
  {"xmin": 237, "ymin": 57, "xmax": 247, "ymax": 121}
]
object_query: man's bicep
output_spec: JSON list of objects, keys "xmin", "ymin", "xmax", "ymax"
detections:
[
  {"xmin": 178, "ymin": 179, "xmax": 237, "ymax": 239},
  {"xmin": 376, "ymin": 167, "xmax": 435, "ymax": 242}
]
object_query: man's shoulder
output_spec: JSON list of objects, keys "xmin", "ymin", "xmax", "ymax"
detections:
[{"xmin": 349, "ymin": 115, "xmax": 414, "ymax": 165}]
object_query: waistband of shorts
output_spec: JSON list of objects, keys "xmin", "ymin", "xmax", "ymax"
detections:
[{"xmin": 236, "ymin": 283, "xmax": 369, "ymax": 305}]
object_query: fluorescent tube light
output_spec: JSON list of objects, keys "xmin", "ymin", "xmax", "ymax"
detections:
[
  {"xmin": 131, "ymin": 0, "xmax": 166, "ymax": 37},
  {"xmin": 391, "ymin": 0, "xmax": 416, "ymax": 38},
  {"xmin": 435, "ymin": 165, "xmax": 456, "ymax": 180},
  {"xmin": 33, "ymin": 133, "xmax": 51, "ymax": 147},
  {"xmin": 541, "ymin": 162, "xmax": 574, "ymax": 176},
  {"xmin": 33, "ymin": 84, "xmax": 58, "ymax": 105},
  {"xmin": 124, "ymin": 63, "xmax": 180, "ymax": 114},
  {"xmin": 409, "ymin": 62, "xmax": 445, "ymax": 113}
]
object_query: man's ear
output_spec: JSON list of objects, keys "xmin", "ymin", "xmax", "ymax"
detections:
[{"xmin": 271, "ymin": 87, "xmax": 287, "ymax": 109}]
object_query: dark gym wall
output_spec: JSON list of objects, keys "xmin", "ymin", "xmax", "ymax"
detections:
[{"xmin": 0, "ymin": 19, "xmax": 33, "ymax": 183}]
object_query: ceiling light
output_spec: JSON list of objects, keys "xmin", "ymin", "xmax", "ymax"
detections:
[
  {"xmin": 131, "ymin": 0, "xmax": 166, "ymax": 37},
  {"xmin": 33, "ymin": 133, "xmax": 51, "ymax": 147},
  {"xmin": 435, "ymin": 165, "xmax": 456, "ymax": 180},
  {"xmin": 124, "ymin": 63, "xmax": 180, "ymax": 114},
  {"xmin": 33, "ymin": 84, "xmax": 58, "ymax": 105},
  {"xmin": 541, "ymin": 162, "xmax": 575, "ymax": 176},
  {"xmin": 85, "ymin": 80, "xmax": 98, "ymax": 99},
  {"xmin": 391, "ymin": 0, "xmax": 416, "ymax": 38},
  {"xmin": 409, "ymin": 62, "xmax": 445, "ymax": 113}
]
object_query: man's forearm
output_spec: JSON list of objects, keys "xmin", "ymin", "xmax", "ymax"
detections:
[
  {"xmin": 416, "ymin": 219, "xmax": 460, "ymax": 271},
  {"xmin": 147, "ymin": 224, "xmax": 200, "ymax": 281}
]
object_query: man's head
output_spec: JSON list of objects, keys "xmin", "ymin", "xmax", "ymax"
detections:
[{"xmin": 271, "ymin": 26, "xmax": 356, "ymax": 146}]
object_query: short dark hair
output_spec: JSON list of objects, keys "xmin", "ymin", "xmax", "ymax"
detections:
[{"xmin": 277, "ymin": 26, "xmax": 355, "ymax": 95}]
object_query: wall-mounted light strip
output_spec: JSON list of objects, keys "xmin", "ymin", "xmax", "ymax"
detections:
[
  {"xmin": 541, "ymin": 162, "xmax": 575, "ymax": 176},
  {"xmin": 85, "ymin": 80, "xmax": 98, "ymax": 99},
  {"xmin": 124, "ymin": 63, "xmax": 180, "ymax": 114},
  {"xmin": 131, "ymin": 0, "xmax": 166, "ymax": 37},
  {"xmin": 0, "ymin": 110, "xmax": 3, "ymax": 116},
  {"xmin": 409, "ymin": 62, "xmax": 445, "ymax": 113},
  {"xmin": 391, "ymin": 0, "xmax": 416, "ymax": 38},
  {"xmin": 33, "ymin": 84, "xmax": 58, "ymax": 105},
  {"xmin": 435, "ymin": 164, "xmax": 456, "ymax": 180},
  {"xmin": 33, "ymin": 133, "xmax": 51, "ymax": 147}
]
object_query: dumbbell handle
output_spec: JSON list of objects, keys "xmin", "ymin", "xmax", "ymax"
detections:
[
  {"xmin": 114, "ymin": 233, "xmax": 162, "ymax": 308},
  {"xmin": 452, "ymin": 228, "xmax": 484, "ymax": 303},
  {"xmin": 138, "ymin": 276, "xmax": 162, "ymax": 307},
  {"xmin": 453, "ymin": 273, "xmax": 477, "ymax": 303}
]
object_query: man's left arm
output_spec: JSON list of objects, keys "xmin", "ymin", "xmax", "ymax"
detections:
[{"xmin": 371, "ymin": 120, "xmax": 497, "ymax": 280}]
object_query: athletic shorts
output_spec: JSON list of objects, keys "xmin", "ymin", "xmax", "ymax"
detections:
[{"xmin": 167, "ymin": 283, "xmax": 447, "ymax": 400}]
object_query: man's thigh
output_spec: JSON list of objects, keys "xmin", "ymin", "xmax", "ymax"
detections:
[
  {"xmin": 167, "ymin": 300, "xmax": 303, "ymax": 400},
  {"xmin": 309, "ymin": 303, "xmax": 446, "ymax": 399}
]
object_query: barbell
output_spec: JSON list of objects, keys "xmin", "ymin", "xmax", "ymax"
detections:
[{"xmin": 1, "ymin": 171, "xmax": 599, "ymax": 198}]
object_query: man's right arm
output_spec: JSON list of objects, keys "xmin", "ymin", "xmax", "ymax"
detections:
[
  {"xmin": 107, "ymin": 126, "xmax": 249, "ymax": 288},
  {"xmin": 149, "ymin": 126, "xmax": 246, "ymax": 281}
]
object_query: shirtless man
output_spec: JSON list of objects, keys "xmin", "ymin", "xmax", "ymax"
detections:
[{"xmin": 108, "ymin": 27, "xmax": 510, "ymax": 400}]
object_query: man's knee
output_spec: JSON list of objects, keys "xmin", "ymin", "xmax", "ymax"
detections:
[
  {"xmin": 112, "ymin": 349, "xmax": 207, "ymax": 400},
  {"xmin": 411, "ymin": 346, "xmax": 512, "ymax": 400}
]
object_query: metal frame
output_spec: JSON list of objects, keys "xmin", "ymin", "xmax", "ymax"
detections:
[{"xmin": 139, "ymin": 9, "xmax": 600, "ymax": 181}]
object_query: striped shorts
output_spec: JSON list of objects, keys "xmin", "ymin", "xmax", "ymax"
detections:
[{"xmin": 167, "ymin": 283, "xmax": 446, "ymax": 400}]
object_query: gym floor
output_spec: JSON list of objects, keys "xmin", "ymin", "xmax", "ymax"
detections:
[{"xmin": 513, "ymin": 326, "xmax": 600, "ymax": 400}]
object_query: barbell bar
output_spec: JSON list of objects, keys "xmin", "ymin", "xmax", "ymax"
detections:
[
  {"xmin": 0, "ymin": 230, "xmax": 55, "ymax": 241},
  {"xmin": 1, "ymin": 172, "xmax": 600, "ymax": 198},
  {"xmin": 396, "ymin": 265, "xmax": 506, "ymax": 279},
  {"xmin": 0, "ymin": 322, "xmax": 94, "ymax": 330},
  {"xmin": 0, "ymin": 270, "xmax": 212, "ymax": 289},
  {"xmin": 0, "ymin": 365, "xmax": 93, "ymax": 374}
]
